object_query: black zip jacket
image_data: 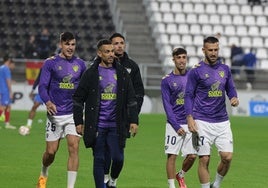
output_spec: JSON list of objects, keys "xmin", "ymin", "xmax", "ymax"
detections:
[
  {"xmin": 73, "ymin": 58, "xmax": 138, "ymax": 148},
  {"xmin": 118, "ymin": 52, "xmax": 144, "ymax": 114}
]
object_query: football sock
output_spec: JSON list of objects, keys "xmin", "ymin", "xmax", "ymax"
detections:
[
  {"xmin": 212, "ymin": 172, "xmax": 223, "ymax": 188},
  {"xmin": 67, "ymin": 171, "xmax": 77, "ymax": 188},
  {"xmin": 108, "ymin": 178, "xmax": 117, "ymax": 186},
  {"xmin": 27, "ymin": 119, "xmax": 33, "ymax": 127},
  {"xmin": 5, "ymin": 110, "xmax": 10, "ymax": 123},
  {"xmin": 201, "ymin": 182, "xmax": 210, "ymax": 188},
  {"xmin": 41, "ymin": 165, "xmax": 49, "ymax": 177},
  {"xmin": 178, "ymin": 169, "xmax": 186, "ymax": 177},
  {"xmin": 167, "ymin": 179, "xmax": 176, "ymax": 188},
  {"xmin": 104, "ymin": 174, "xmax": 109, "ymax": 183}
]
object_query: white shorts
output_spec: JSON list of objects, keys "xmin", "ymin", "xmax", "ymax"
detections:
[
  {"xmin": 164, "ymin": 123, "xmax": 197, "ymax": 157},
  {"xmin": 45, "ymin": 114, "xmax": 81, "ymax": 141},
  {"xmin": 195, "ymin": 120, "xmax": 233, "ymax": 156}
]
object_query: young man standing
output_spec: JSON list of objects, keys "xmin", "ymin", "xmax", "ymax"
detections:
[
  {"xmin": 36, "ymin": 32, "xmax": 86, "ymax": 188},
  {"xmin": 73, "ymin": 39, "xmax": 138, "ymax": 188},
  {"xmin": 185, "ymin": 36, "xmax": 239, "ymax": 188},
  {"xmin": 0, "ymin": 54, "xmax": 16, "ymax": 129},
  {"xmin": 161, "ymin": 48, "xmax": 196, "ymax": 188},
  {"xmin": 103, "ymin": 33, "xmax": 145, "ymax": 184}
]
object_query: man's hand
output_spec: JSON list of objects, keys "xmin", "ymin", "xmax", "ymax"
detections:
[
  {"xmin": 187, "ymin": 115, "xmax": 198, "ymax": 133},
  {"xmin": 129, "ymin": 123, "xmax": 138, "ymax": 137},
  {"xmin": 46, "ymin": 101, "xmax": 57, "ymax": 115},
  {"xmin": 76, "ymin": 124, "xmax": 84, "ymax": 136},
  {"xmin": 230, "ymin": 97, "xmax": 239, "ymax": 107}
]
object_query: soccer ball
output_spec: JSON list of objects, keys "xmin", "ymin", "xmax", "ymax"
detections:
[{"xmin": 19, "ymin": 126, "xmax": 30, "ymax": 136}]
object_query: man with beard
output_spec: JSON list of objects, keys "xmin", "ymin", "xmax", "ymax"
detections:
[{"xmin": 184, "ymin": 36, "xmax": 239, "ymax": 188}]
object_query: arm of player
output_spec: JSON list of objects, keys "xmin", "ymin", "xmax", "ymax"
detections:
[
  {"xmin": 129, "ymin": 123, "xmax": 138, "ymax": 137},
  {"xmin": 187, "ymin": 115, "xmax": 198, "ymax": 133},
  {"xmin": 76, "ymin": 124, "xmax": 84, "ymax": 136}
]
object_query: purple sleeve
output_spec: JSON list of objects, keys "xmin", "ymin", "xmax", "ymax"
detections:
[
  {"xmin": 184, "ymin": 69, "xmax": 197, "ymax": 116},
  {"xmin": 225, "ymin": 67, "xmax": 238, "ymax": 99},
  {"xmin": 161, "ymin": 78, "xmax": 181, "ymax": 132},
  {"xmin": 38, "ymin": 61, "xmax": 51, "ymax": 104}
]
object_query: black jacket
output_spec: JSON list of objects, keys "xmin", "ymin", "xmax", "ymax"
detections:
[
  {"xmin": 73, "ymin": 58, "xmax": 138, "ymax": 148},
  {"xmin": 118, "ymin": 52, "xmax": 144, "ymax": 114}
]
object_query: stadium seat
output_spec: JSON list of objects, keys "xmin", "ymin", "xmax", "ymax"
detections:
[
  {"xmin": 169, "ymin": 34, "xmax": 181, "ymax": 46},
  {"xmin": 256, "ymin": 48, "xmax": 267, "ymax": 59},
  {"xmin": 183, "ymin": 3, "xmax": 194, "ymax": 13},
  {"xmin": 236, "ymin": 26, "xmax": 248, "ymax": 36},
  {"xmin": 229, "ymin": 4, "xmax": 240, "ymax": 15},
  {"xmin": 240, "ymin": 5, "xmax": 252, "ymax": 15},
  {"xmin": 252, "ymin": 37, "xmax": 264, "ymax": 48},
  {"xmin": 217, "ymin": 4, "xmax": 228, "ymax": 15},
  {"xmin": 159, "ymin": 2, "xmax": 170, "ymax": 12},
  {"xmin": 185, "ymin": 45, "xmax": 196, "ymax": 57},
  {"xmin": 202, "ymin": 25, "xmax": 213, "ymax": 35},
  {"xmin": 256, "ymin": 16, "xmax": 267, "ymax": 26},
  {"xmin": 210, "ymin": 14, "xmax": 220, "ymax": 24},
  {"xmin": 221, "ymin": 15, "xmax": 232, "ymax": 25},
  {"xmin": 248, "ymin": 26, "xmax": 260, "ymax": 37},
  {"xmin": 194, "ymin": 3, "xmax": 205, "ymax": 14},
  {"xmin": 178, "ymin": 24, "xmax": 189, "ymax": 34},
  {"xmin": 163, "ymin": 12, "xmax": 174, "ymax": 23},
  {"xmin": 240, "ymin": 37, "xmax": 252, "ymax": 48},
  {"xmin": 228, "ymin": 36, "xmax": 240, "ymax": 46},
  {"xmin": 245, "ymin": 16, "xmax": 256, "ymax": 26},
  {"xmin": 181, "ymin": 35, "xmax": 193, "ymax": 46},
  {"xmin": 193, "ymin": 35, "xmax": 204, "ymax": 46},
  {"xmin": 186, "ymin": 13, "xmax": 197, "ymax": 24},
  {"xmin": 260, "ymin": 27, "xmax": 268, "ymax": 37},
  {"xmin": 175, "ymin": 13, "xmax": 186, "ymax": 24},
  {"xmin": 252, "ymin": 5, "xmax": 264, "ymax": 16},
  {"xmin": 190, "ymin": 24, "xmax": 201, "ymax": 35},
  {"xmin": 198, "ymin": 14, "xmax": 210, "ymax": 24},
  {"xmin": 205, "ymin": 4, "xmax": 217, "ymax": 14},
  {"xmin": 166, "ymin": 23, "xmax": 177, "ymax": 34},
  {"xmin": 233, "ymin": 15, "xmax": 244, "ymax": 25},
  {"xmin": 213, "ymin": 25, "xmax": 224, "ymax": 35},
  {"xmin": 171, "ymin": 2, "xmax": 182, "ymax": 13},
  {"xmin": 224, "ymin": 25, "xmax": 236, "ymax": 36}
]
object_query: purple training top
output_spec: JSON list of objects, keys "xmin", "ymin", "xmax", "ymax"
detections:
[
  {"xmin": 39, "ymin": 55, "xmax": 86, "ymax": 115},
  {"xmin": 161, "ymin": 71, "xmax": 188, "ymax": 132},
  {"xmin": 185, "ymin": 60, "xmax": 238, "ymax": 123},
  {"xmin": 98, "ymin": 66, "xmax": 117, "ymax": 128}
]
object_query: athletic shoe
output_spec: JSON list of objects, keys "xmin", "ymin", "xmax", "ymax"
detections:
[
  {"xmin": 5, "ymin": 124, "xmax": 16, "ymax": 129},
  {"xmin": 210, "ymin": 183, "xmax": 214, "ymax": 188},
  {"xmin": 106, "ymin": 180, "xmax": 116, "ymax": 188},
  {"xmin": 36, "ymin": 176, "xmax": 47, "ymax": 188},
  {"xmin": 176, "ymin": 173, "xmax": 187, "ymax": 188},
  {"xmin": 0, "ymin": 114, "xmax": 5, "ymax": 121}
]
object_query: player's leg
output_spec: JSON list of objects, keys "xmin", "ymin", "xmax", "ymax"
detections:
[
  {"xmin": 106, "ymin": 127, "xmax": 124, "ymax": 188},
  {"xmin": 37, "ymin": 116, "xmax": 62, "ymax": 188},
  {"xmin": 65, "ymin": 114, "xmax": 81, "ymax": 188},
  {"xmin": 104, "ymin": 147, "xmax": 112, "ymax": 183},
  {"xmin": 164, "ymin": 123, "xmax": 181, "ymax": 188},
  {"xmin": 211, "ymin": 121, "xmax": 233, "ymax": 188},
  {"xmin": 194, "ymin": 120, "xmax": 213, "ymax": 188},
  {"xmin": 27, "ymin": 102, "xmax": 41, "ymax": 129}
]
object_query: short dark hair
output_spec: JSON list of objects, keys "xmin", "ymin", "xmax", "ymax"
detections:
[
  {"xmin": 203, "ymin": 36, "xmax": 219, "ymax": 46},
  {"xmin": 109, "ymin": 33, "xmax": 125, "ymax": 41},
  {"xmin": 172, "ymin": 47, "xmax": 187, "ymax": 56},
  {"xmin": 60, "ymin": 32, "xmax": 75, "ymax": 42},
  {"xmin": 97, "ymin": 39, "xmax": 112, "ymax": 49},
  {"xmin": 3, "ymin": 54, "xmax": 13, "ymax": 62}
]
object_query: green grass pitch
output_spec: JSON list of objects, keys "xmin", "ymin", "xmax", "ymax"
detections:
[{"xmin": 0, "ymin": 111, "xmax": 267, "ymax": 187}]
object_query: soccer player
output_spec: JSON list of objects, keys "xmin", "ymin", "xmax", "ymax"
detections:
[
  {"xmin": 103, "ymin": 32, "xmax": 145, "ymax": 185},
  {"xmin": 73, "ymin": 39, "xmax": 138, "ymax": 188},
  {"xmin": 24, "ymin": 68, "xmax": 43, "ymax": 132},
  {"xmin": 161, "ymin": 48, "xmax": 196, "ymax": 188},
  {"xmin": 184, "ymin": 36, "xmax": 239, "ymax": 188},
  {"xmin": 36, "ymin": 32, "xmax": 86, "ymax": 188},
  {"xmin": 0, "ymin": 54, "xmax": 16, "ymax": 129}
]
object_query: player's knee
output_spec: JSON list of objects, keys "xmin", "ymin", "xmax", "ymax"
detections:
[{"xmin": 187, "ymin": 154, "xmax": 197, "ymax": 162}]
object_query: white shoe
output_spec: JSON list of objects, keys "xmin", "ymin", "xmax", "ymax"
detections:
[
  {"xmin": 5, "ymin": 124, "xmax": 16, "ymax": 129},
  {"xmin": 246, "ymin": 82, "xmax": 252, "ymax": 91}
]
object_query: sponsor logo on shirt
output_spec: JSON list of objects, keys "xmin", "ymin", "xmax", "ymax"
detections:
[{"xmin": 208, "ymin": 81, "xmax": 222, "ymax": 97}]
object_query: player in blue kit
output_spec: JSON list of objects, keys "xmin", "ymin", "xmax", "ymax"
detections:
[
  {"xmin": 36, "ymin": 32, "xmax": 86, "ymax": 188},
  {"xmin": 0, "ymin": 54, "xmax": 16, "ymax": 129},
  {"xmin": 73, "ymin": 39, "xmax": 138, "ymax": 188},
  {"xmin": 184, "ymin": 36, "xmax": 239, "ymax": 188},
  {"xmin": 161, "ymin": 48, "xmax": 196, "ymax": 188}
]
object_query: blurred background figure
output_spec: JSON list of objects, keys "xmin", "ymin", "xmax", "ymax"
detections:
[
  {"xmin": 243, "ymin": 48, "xmax": 257, "ymax": 90},
  {"xmin": 230, "ymin": 44, "xmax": 244, "ymax": 80},
  {"xmin": 24, "ymin": 34, "xmax": 38, "ymax": 59},
  {"xmin": 36, "ymin": 28, "xmax": 52, "ymax": 59},
  {"xmin": 0, "ymin": 54, "xmax": 16, "ymax": 129}
]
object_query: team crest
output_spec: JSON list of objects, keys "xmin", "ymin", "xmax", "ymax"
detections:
[
  {"xmin": 205, "ymin": 73, "xmax": 209, "ymax": 78},
  {"xmin": 219, "ymin": 71, "xmax": 224, "ymax": 78},
  {"xmin": 173, "ymin": 82, "xmax": 177, "ymax": 87},
  {"xmin": 58, "ymin": 66, "xmax": 62, "ymax": 70},
  {"xmin": 73, "ymin": 65, "xmax": 79, "ymax": 72}
]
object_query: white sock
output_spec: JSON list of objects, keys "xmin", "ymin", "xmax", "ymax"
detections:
[
  {"xmin": 27, "ymin": 119, "xmax": 33, "ymax": 127},
  {"xmin": 212, "ymin": 173, "xmax": 223, "ymax": 188},
  {"xmin": 41, "ymin": 165, "xmax": 49, "ymax": 177},
  {"xmin": 178, "ymin": 169, "xmax": 186, "ymax": 178},
  {"xmin": 201, "ymin": 182, "xmax": 210, "ymax": 188},
  {"xmin": 167, "ymin": 179, "xmax": 176, "ymax": 188},
  {"xmin": 67, "ymin": 171, "xmax": 77, "ymax": 188},
  {"xmin": 104, "ymin": 174, "xmax": 109, "ymax": 183}
]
